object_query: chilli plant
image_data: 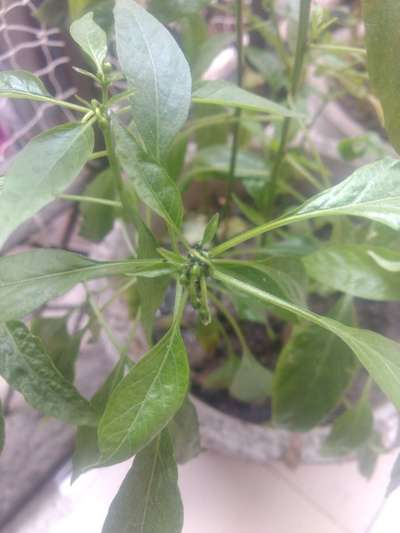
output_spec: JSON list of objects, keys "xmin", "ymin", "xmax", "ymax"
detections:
[{"xmin": 1, "ymin": 0, "xmax": 400, "ymax": 530}]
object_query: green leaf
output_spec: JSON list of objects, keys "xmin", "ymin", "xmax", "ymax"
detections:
[
  {"xmin": 0, "ymin": 123, "xmax": 94, "ymax": 248},
  {"xmin": 149, "ymin": 0, "xmax": 211, "ymax": 23},
  {"xmin": 192, "ymin": 80, "xmax": 301, "ymax": 117},
  {"xmin": 322, "ymin": 399, "xmax": 373, "ymax": 456},
  {"xmin": 69, "ymin": 0, "xmax": 94, "ymax": 20},
  {"xmin": 102, "ymin": 430, "xmax": 183, "ymax": 533},
  {"xmin": 0, "ymin": 70, "xmax": 50, "ymax": 102},
  {"xmin": 230, "ymin": 350, "xmax": 273, "ymax": 403},
  {"xmin": 201, "ymin": 214, "xmax": 220, "ymax": 246},
  {"xmin": 363, "ymin": 0, "xmax": 400, "ymax": 153},
  {"xmin": 98, "ymin": 325, "xmax": 189, "ymax": 463},
  {"xmin": 387, "ymin": 454, "xmax": 400, "ymax": 497},
  {"xmin": 31, "ymin": 317, "xmax": 82, "ymax": 382},
  {"xmin": 0, "ymin": 399, "xmax": 4, "ymax": 454},
  {"xmin": 203, "ymin": 353, "xmax": 239, "ymax": 390},
  {"xmin": 191, "ymin": 33, "xmax": 235, "ymax": 80},
  {"xmin": 168, "ymin": 397, "xmax": 201, "ymax": 464},
  {"xmin": 80, "ymin": 169, "xmax": 116, "ymax": 242},
  {"xmin": 70, "ymin": 12, "xmax": 107, "ymax": 73},
  {"xmin": 287, "ymin": 158, "xmax": 400, "ymax": 230},
  {"xmin": 273, "ymin": 298, "xmax": 356, "ymax": 431},
  {"xmin": 0, "ymin": 249, "xmax": 173, "ymax": 322},
  {"xmin": 0, "ymin": 321, "xmax": 96, "ymax": 426},
  {"xmin": 113, "ymin": 118, "xmax": 183, "ymax": 230},
  {"xmin": 214, "ymin": 267, "xmax": 400, "ymax": 412},
  {"xmin": 114, "ymin": 0, "xmax": 192, "ymax": 163},
  {"xmin": 304, "ymin": 245, "xmax": 400, "ymax": 301},
  {"xmin": 72, "ymin": 359, "xmax": 126, "ymax": 481}
]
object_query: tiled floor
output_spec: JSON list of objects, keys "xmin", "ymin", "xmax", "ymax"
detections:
[{"xmin": 6, "ymin": 448, "xmax": 399, "ymax": 533}]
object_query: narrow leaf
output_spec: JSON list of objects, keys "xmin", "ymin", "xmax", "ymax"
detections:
[
  {"xmin": 363, "ymin": 0, "xmax": 400, "ymax": 153},
  {"xmin": 230, "ymin": 350, "xmax": 273, "ymax": 403},
  {"xmin": 201, "ymin": 214, "xmax": 220, "ymax": 245},
  {"xmin": 114, "ymin": 0, "xmax": 192, "ymax": 162},
  {"xmin": 102, "ymin": 430, "xmax": 183, "ymax": 533},
  {"xmin": 0, "ymin": 70, "xmax": 50, "ymax": 102},
  {"xmin": 304, "ymin": 245, "xmax": 400, "ymax": 301},
  {"xmin": 322, "ymin": 399, "xmax": 373, "ymax": 456},
  {"xmin": 0, "ymin": 249, "xmax": 173, "ymax": 322},
  {"xmin": 70, "ymin": 12, "xmax": 107, "ymax": 73},
  {"xmin": 168, "ymin": 397, "xmax": 201, "ymax": 465},
  {"xmin": 0, "ymin": 123, "xmax": 94, "ymax": 248},
  {"xmin": 214, "ymin": 267, "xmax": 400, "ymax": 411},
  {"xmin": 98, "ymin": 325, "xmax": 189, "ymax": 463},
  {"xmin": 0, "ymin": 321, "xmax": 96, "ymax": 425},
  {"xmin": 273, "ymin": 298, "xmax": 356, "ymax": 431},
  {"xmin": 192, "ymin": 80, "xmax": 301, "ymax": 117}
]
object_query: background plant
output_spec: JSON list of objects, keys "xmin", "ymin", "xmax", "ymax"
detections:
[{"xmin": 1, "ymin": 0, "xmax": 400, "ymax": 530}]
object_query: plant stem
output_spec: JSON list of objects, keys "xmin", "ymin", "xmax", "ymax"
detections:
[
  {"xmin": 89, "ymin": 150, "xmax": 108, "ymax": 160},
  {"xmin": 310, "ymin": 43, "xmax": 366, "ymax": 56},
  {"xmin": 263, "ymin": 0, "xmax": 312, "ymax": 215},
  {"xmin": 209, "ymin": 291, "xmax": 248, "ymax": 354},
  {"xmin": 57, "ymin": 194, "xmax": 122, "ymax": 208},
  {"xmin": 223, "ymin": 0, "xmax": 244, "ymax": 218}
]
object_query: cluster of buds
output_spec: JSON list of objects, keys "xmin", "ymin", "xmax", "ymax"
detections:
[{"xmin": 179, "ymin": 246, "xmax": 212, "ymax": 325}]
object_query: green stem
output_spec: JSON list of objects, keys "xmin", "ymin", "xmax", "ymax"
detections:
[
  {"xmin": 263, "ymin": 0, "xmax": 312, "ymax": 214},
  {"xmin": 89, "ymin": 150, "xmax": 108, "ymax": 160},
  {"xmin": 57, "ymin": 194, "xmax": 122, "ymax": 208},
  {"xmin": 209, "ymin": 291, "xmax": 248, "ymax": 354},
  {"xmin": 223, "ymin": 0, "xmax": 244, "ymax": 218},
  {"xmin": 310, "ymin": 43, "xmax": 366, "ymax": 56}
]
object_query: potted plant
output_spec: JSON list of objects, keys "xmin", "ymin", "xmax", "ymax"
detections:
[{"xmin": 1, "ymin": 0, "xmax": 400, "ymax": 531}]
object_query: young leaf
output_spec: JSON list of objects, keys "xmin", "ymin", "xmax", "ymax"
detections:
[
  {"xmin": 102, "ymin": 430, "xmax": 183, "ymax": 533},
  {"xmin": 72, "ymin": 359, "xmax": 126, "ymax": 481},
  {"xmin": 201, "ymin": 214, "xmax": 220, "ymax": 246},
  {"xmin": 0, "ymin": 70, "xmax": 51, "ymax": 102},
  {"xmin": 0, "ymin": 400, "xmax": 4, "ymax": 453},
  {"xmin": 114, "ymin": 0, "xmax": 192, "ymax": 163},
  {"xmin": 387, "ymin": 454, "xmax": 400, "ymax": 497},
  {"xmin": 303, "ymin": 245, "xmax": 400, "ymax": 301},
  {"xmin": 70, "ymin": 11, "xmax": 107, "ymax": 73},
  {"xmin": 273, "ymin": 298, "xmax": 356, "ymax": 431},
  {"xmin": 363, "ymin": 0, "xmax": 400, "ymax": 153},
  {"xmin": 214, "ymin": 267, "xmax": 400, "ymax": 411},
  {"xmin": 321, "ymin": 399, "xmax": 373, "ymax": 456},
  {"xmin": 31, "ymin": 317, "xmax": 82, "ymax": 382},
  {"xmin": 80, "ymin": 169, "xmax": 116, "ymax": 242},
  {"xmin": 0, "ymin": 123, "xmax": 94, "ymax": 248},
  {"xmin": 230, "ymin": 350, "xmax": 273, "ymax": 403},
  {"xmin": 112, "ymin": 119, "xmax": 183, "ymax": 230},
  {"xmin": 192, "ymin": 80, "xmax": 301, "ymax": 117},
  {"xmin": 0, "ymin": 321, "xmax": 96, "ymax": 426},
  {"xmin": 98, "ymin": 325, "xmax": 189, "ymax": 463},
  {"xmin": 168, "ymin": 397, "xmax": 201, "ymax": 465},
  {"xmin": 0, "ymin": 249, "xmax": 173, "ymax": 322}
]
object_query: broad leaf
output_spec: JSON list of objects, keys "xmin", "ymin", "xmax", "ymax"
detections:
[
  {"xmin": 287, "ymin": 158, "xmax": 400, "ymax": 230},
  {"xmin": 0, "ymin": 249, "xmax": 172, "ymax": 322},
  {"xmin": 0, "ymin": 70, "xmax": 50, "ymax": 102},
  {"xmin": 0, "ymin": 321, "xmax": 96, "ymax": 425},
  {"xmin": 203, "ymin": 353, "xmax": 239, "ymax": 390},
  {"xmin": 149, "ymin": 0, "xmax": 211, "ymax": 23},
  {"xmin": 102, "ymin": 430, "xmax": 183, "ymax": 533},
  {"xmin": 80, "ymin": 169, "xmax": 116, "ymax": 242},
  {"xmin": 230, "ymin": 350, "xmax": 273, "ymax": 403},
  {"xmin": 273, "ymin": 298, "xmax": 356, "ymax": 431},
  {"xmin": 70, "ymin": 11, "xmax": 107, "ymax": 73},
  {"xmin": 322, "ymin": 399, "xmax": 373, "ymax": 456},
  {"xmin": 214, "ymin": 267, "xmax": 400, "ymax": 411},
  {"xmin": 192, "ymin": 80, "xmax": 300, "ymax": 117},
  {"xmin": 0, "ymin": 123, "xmax": 94, "ymax": 248},
  {"xmin": 72, "ymin": 359, "xmax": 126, "ymax": 481},
  {"xmin": 363, "ymin": 0, "xmax": 400, "ymax": 153},
  {"xmin": 304, "ymin": 245, "xmax": 400, "ymax": 301},
  {"xmin": 168, "ymin": 397, "xmax": 201, "ymax": 465},
  {"xmin": 31, "ymin": 317, "xmax": 82, "ymax": 382},
  {"xmin": 98, "ymin": 325, "xmax": 189, "ymax": 463},
  {"xmin": 387, "ymin": 454, "xmax": 400, "ymax": 497},
  {"xmin": 0, "ymin": 400, "xmax": 4, "ymax": 453},
  {"xmin": 113, "ymin": 118, "xmax": 183, "ymax": 230},
  {"xmin": 114, "ymin": 0, "xmax": 192, "ymax": 163}
]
